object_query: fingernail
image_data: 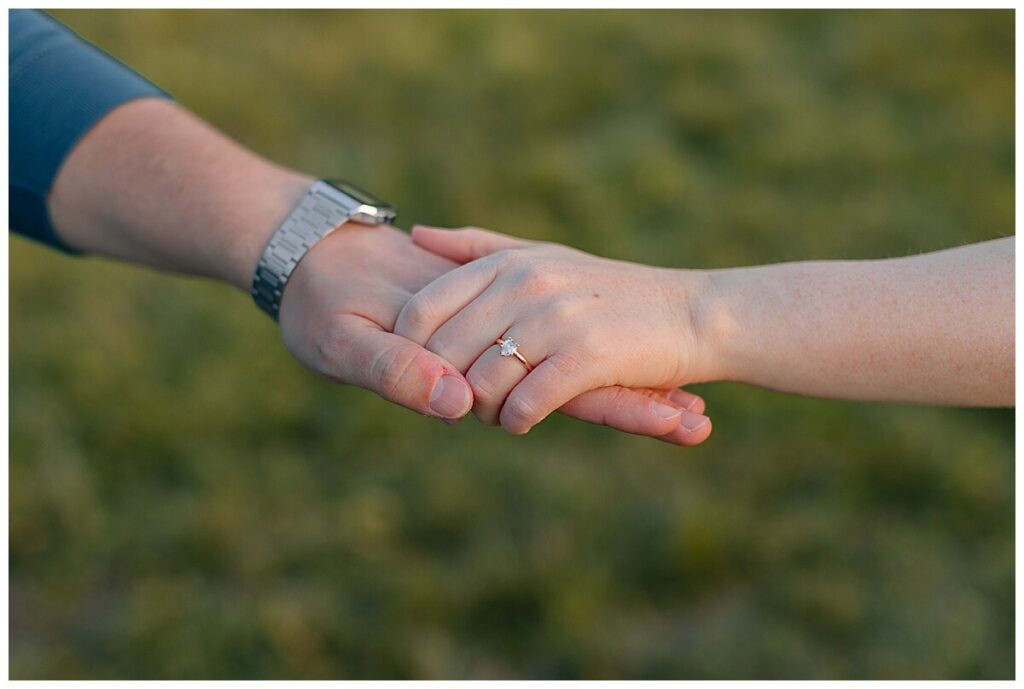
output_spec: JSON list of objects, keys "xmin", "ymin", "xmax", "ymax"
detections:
[
  {"xmin": 652, "ymin": 401, "xmax": 683, "ymax": 420},
  {"xmin": 429, "ymin": 375, "xmax": 472, "ymax": 419},
  {"xmin": 680, "ymin": 411, "xmax": 710, "ymax": 432},
  {"xmin": 667, "ymin": 389, "xmax": 702, "ymax": 411}
]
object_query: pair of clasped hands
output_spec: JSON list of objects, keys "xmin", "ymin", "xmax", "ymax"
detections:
[{"xmin": 278, "ymin": 222, "xmax": 714, "ymax": 447}]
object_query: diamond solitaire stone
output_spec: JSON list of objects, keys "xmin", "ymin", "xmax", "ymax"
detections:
[{"xmin": 499, "ymin": 338, "xmax": 519, "ymax": 357}]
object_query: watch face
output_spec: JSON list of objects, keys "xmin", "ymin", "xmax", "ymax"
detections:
[{"xmin": 326, "ymin": 179, "xmax": 389, "ymax": 209}]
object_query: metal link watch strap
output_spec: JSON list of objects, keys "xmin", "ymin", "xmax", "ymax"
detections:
[{"xmin": 251, "ymin": 181, "xmax": 357, "ymax": 320}]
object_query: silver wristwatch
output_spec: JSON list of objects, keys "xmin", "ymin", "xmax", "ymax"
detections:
[{"xmin": 251, "ymin": 179, "xmax": 396, "ymax": 319}]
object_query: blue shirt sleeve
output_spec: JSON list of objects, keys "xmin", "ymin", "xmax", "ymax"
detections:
[{"xmin": 9, "ymin": 9, "xmax": 172, "ymax": 253}]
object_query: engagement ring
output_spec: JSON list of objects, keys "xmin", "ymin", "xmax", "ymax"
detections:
[{"xmin": 495, "ymin": 336, "xmax": 533, "ymax": 372}]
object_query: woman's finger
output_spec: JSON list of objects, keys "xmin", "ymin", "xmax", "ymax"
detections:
[
  {"xmin": 394, "ymin": 257, "xmax": 500, "ymax": 346},
  {"xmin": 501, "ymin": 351, "xmax": 711, "ymax": 437},
  {"xmin": 420, "ymin": 285, "xmax": 516, "ymax": 374},
  {"xmin": 411, "ymin": 225, "xmax": 533, "ymax": 264},
  {"xmin": 497, "ymin": 350, "xmax": 606, "ymax": 435},
  {"xmin": 459, "ymin": 317, "xmax": 572, "ymax": 426},
  {"xmin": 464, "ymin": 339, "xmax": 533, "ymax": 426}
]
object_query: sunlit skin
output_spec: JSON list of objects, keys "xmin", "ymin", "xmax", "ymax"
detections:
[
  {"xmin": 44, "ymin": 99, "xmax": 1012, "ymax": 445},
  {"xmin": 400, "ymin": 226, "xmax": 1013, "ymax": 436},
  {"xmin": 47, "ymin": 98, "xmax": 710, "ymax": 445}
]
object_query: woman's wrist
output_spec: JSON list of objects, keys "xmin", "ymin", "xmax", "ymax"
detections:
[
  {"xmin": 658, "ymin": 266, "xmax": 732, "ymax": 385},
  {"xmin": 659, "ymin": 264, "xmax": 749, "ymax": 384}
]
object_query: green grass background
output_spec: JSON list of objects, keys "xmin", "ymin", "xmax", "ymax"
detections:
[{"xmin": 10, "ymin": 9, "xmax": 1014, "ymax": 679}]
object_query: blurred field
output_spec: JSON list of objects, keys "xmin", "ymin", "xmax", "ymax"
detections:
[{"xmin": 9, "ymin": 9, "xmax": 1014, "ymax": 679}]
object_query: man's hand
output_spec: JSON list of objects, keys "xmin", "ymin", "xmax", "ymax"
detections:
[{"xmin": 278, "ymin": 224, "xmax": 476, "ymax": 419}]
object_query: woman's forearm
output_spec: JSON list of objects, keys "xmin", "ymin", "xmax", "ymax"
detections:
[{"xmin": 687, "ymin": 237, "xmax": 1014, "ymax": 406}]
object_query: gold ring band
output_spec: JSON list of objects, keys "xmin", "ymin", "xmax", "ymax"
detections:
[{"xmin": 495, "ymin": 337, "xmax": 533, "ymax": 372}]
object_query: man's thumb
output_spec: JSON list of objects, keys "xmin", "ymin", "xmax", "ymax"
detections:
[{"xmin": 332, "ymin": 318, "xmax": 473, "ymax": 419}]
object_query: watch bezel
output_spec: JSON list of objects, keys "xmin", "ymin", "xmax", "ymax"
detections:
[{"xmin": 320, "ymin": 179, "xmax": 397, "ymax": 225}]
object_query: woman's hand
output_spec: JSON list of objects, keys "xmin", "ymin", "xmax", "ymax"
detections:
[
  {"xmin": 395, "ymin": 225, "xmax": 714, "ymax": 442},
  {"xmin": 281, "ymin": 222, "xmax": 712, "ymax": 443}
]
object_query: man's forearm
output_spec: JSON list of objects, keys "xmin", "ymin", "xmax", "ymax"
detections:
[
  {"xmin": 48, "ymin": 98, "xmax": 311, "ymax": 291},
  {"xmin": 691, "ymin": 237, "xmax": 1014, "ymax": 406}
]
